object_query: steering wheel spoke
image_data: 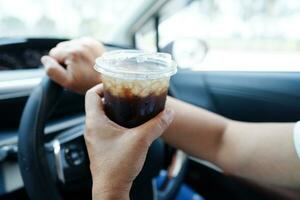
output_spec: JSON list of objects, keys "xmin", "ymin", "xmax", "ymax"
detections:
[{"xmin": 45, "ymin": 125, "xmax": 91, "ymax": 187}]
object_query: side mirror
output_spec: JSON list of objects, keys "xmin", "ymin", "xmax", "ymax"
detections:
[{"xmin": 161, "ymin": 38, "xmax": 208, "ymax": 69}]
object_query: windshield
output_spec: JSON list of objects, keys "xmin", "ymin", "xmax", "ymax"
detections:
[{"xmin": 0, "ymin": 0, "xmax": 138, "ymax": 42}]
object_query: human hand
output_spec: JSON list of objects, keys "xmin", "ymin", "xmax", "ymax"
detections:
[
  {"xmin": 84, "ymin": 84, "xmax": 174, "ymax": 200},
  {"xmin": 41, "ymin": 37, "xmax": 105, "ymax": 94}
]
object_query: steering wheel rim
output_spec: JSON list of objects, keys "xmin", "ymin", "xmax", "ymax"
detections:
[
  {"xmin": 18, "ymin": 77, "xmax": 63, "ymax": 200},
  {"xmin": 18, "ymin": 76, "xmax": 187, "ymax": 200}
]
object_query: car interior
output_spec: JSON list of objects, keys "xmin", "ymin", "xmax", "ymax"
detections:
[{"xmin": 1, "ymin": 0, "xmax": 300, "ymax": 199}]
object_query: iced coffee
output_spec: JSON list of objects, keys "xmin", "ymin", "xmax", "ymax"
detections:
[{"xmin": 94, "ymin": 50, "xmax": 177, "ymax": 128}]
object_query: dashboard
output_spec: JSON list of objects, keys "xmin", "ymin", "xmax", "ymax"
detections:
[
  {"xmin": 0, "ymin": 38, "xmax": 130, "ymax": 130},
  {"xmin": 0, "ymin": 38, "xmax": 68, "ymax": 70}
]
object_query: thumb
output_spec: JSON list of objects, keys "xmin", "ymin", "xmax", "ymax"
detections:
[
  {"xmin": 132, "ymin": 108, "xmax": 175, "ymax": 145},
  {"xmin": 85, "ymin": 84, "xmax": 105, "ymax": 119}
]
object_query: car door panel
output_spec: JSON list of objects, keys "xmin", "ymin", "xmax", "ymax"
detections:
[
  {"xmin": 170, "ymin": 70, "xmax": 300, "ymax": 122},
  {"xmin": 170, "ymin": 72, "xmax": 217, "ymax": 112}
]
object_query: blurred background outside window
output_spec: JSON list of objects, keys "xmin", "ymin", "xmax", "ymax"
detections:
[
  {"xmin": 1, "ymin": 0, "xmax": 300, "ymax": 71},
  {"xmin": 137, "ymin": 0, "xmax": 300, "ymax": 71}
]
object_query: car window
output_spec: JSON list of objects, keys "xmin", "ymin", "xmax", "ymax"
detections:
[
  {"xmin": 0, "ymin": 0, "xmax": 139, "ymax": 43},
  {"xmin": 135, "ymin": 19, "xmax": 157, "ymax": 52},
  {"xmin": 140, "ymin": 0, "xmax": 300, "ymax": 72}
]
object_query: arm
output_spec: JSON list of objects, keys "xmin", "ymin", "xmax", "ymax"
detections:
[
  {"xmin": 218, "ymin": 121, "xmax": 299, "ymax": 189},
  {"xmin": 164, "ymin": 96, "xmax": 300, "ymax": 189},
  {"xmin": 44, "ymin": 39, "xmax": 300, "ymax": 189}
]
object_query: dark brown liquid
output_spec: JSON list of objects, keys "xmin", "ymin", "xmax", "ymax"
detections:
[{"xmin": 104, "ymin": 89, "xmax": 167, "ymax": 128}]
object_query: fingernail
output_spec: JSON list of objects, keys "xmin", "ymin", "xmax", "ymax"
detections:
[{"xmin": 41, "ymin": 56, "xmax": 49, "ymax": 64}]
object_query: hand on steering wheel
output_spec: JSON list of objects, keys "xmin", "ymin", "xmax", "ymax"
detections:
[{"xmin": 41, "ymin": 37, "xmax": 104, "ymax": 94}]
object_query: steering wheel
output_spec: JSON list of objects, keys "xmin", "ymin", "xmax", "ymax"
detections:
[{"xmin": 18, "ymin": 76, "xmax": 187, "ymax": 200}]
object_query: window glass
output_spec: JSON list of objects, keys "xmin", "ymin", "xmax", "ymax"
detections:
[
  {"xmin": 0, "ymin": 0, "xmax": 140, "ymax": 43},
  {"xmin": 159, "ymin": 0, "xmax": 300, "ymax": 71},
  {"xmin": 135, "ymin": 19, "xmax": 157, "ymax": 52}
]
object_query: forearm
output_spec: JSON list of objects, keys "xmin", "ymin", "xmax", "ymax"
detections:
[
  {"xmin": 93, "ymin": 189, "xmax": 129, "ymax": 200},
  {"xmin": 163, "ymin": 96, "xmax": 230, "ymax": 162},
  {"xmin": 164, "ymin": 97, "xmax": 300, "ymax": 188},
  {"xmin": 217, "ymin": 121, "xmax": 300, "ymax": 189},
  {"xmin": 92, "ymin": 173, "xmax": 131, "ymax": 200}
]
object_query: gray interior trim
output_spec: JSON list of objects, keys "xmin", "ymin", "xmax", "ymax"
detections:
[
  {"xmin": 189, "ymin": 156, "xmax": 222, "ymax": 172},
  {"xmin": 52, "ymin": 140, "xmax": 64, "ymax": 183},
  {"xmin": 2, "ymin": 161, "xmax": 23, "ymax": 193},
  {"xmin": 108, "ymin": 0, "xmax": 170, "ymax": 45},
  {"xmin": 0, "ymin": 69, "xmax": 44, "ymax": 99},
  {"xmin": 45, "ymin": 115, "xmax": 85, "ymax": 135},
  {"xmin": 0, "ymin": 115, "xmax": 85, "ymax": 194},
  {"xmin": 0, "ymin": 115, "xmax": 85, "ymax": 147},
  {"xmin": 171, "ymin": 150, "xmax": 186, "ymax": 177},
  {"xmin": 130, "ymin": 0, "xmax": 170, "ymax": 33}
]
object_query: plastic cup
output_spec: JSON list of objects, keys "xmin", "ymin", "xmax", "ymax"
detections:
[{"xmin": 94, "ymin": 50, "xmax": 177, "ymax": 128}]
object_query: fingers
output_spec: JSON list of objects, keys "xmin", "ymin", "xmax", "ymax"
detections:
[
  {"xmin": 77, "ymin": 37, "xmax": 105, "ymax": 58},
  {"xmin": 49, "ymin": 37, "xmax": 104, "ymax": 64},
  {"xmin": 50, "ymin": 41, "xmax": 95, "ymax": 63},
  {"xmin": 85, "ymin": 84, "xmax": 105, "ymax": 119},
  {"xmin": 49, "ymin": 46, "xmax": 85, "ymax": 63},
  {"xmin": 41, "ymin": 56, "xmax": 71, "ymax": 87},
  {"xmin": 132, "ymin": 108, "xmax": 175, "ymax": 145}
]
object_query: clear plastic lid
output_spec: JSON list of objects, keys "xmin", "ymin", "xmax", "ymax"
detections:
[{"xmin": 94, "ymin": 50, "xmax": 177, "ymax": 80}]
